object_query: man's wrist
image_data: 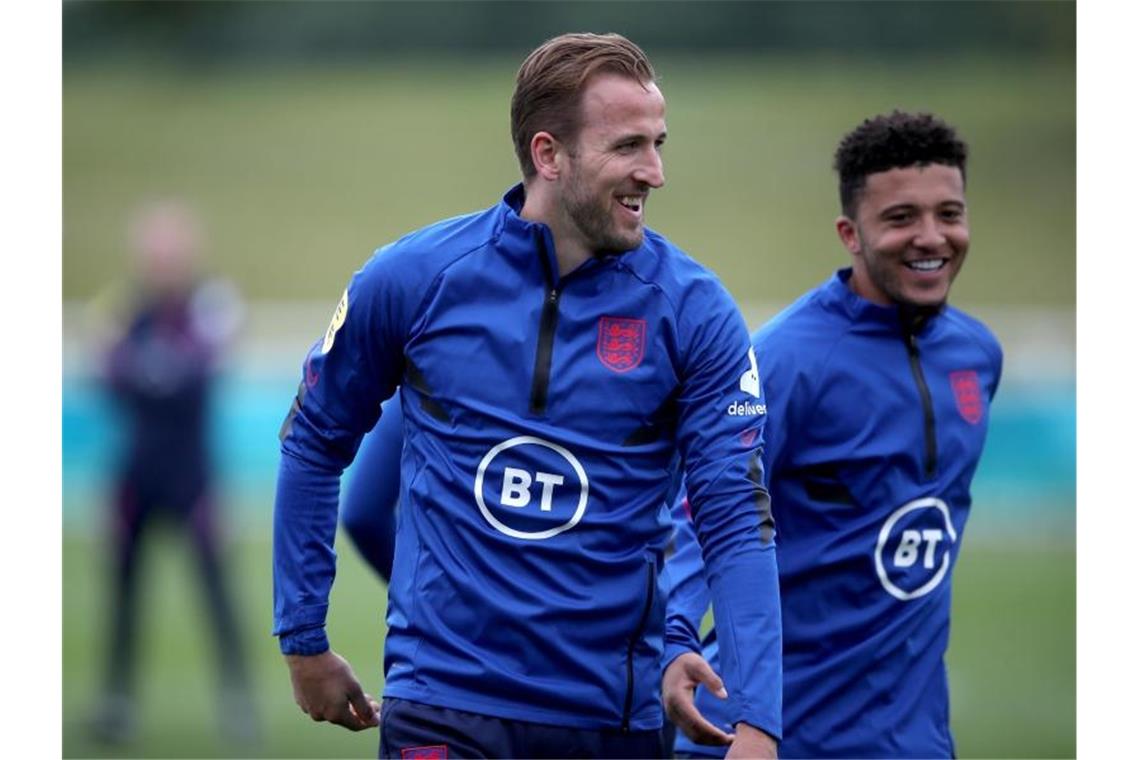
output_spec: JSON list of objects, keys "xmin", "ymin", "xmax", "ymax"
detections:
[
  {"xmin": 278, "ymin": 626, "xmax": 330, "ymax": 656},
  {"xmin": 663, "ymin": 641, "xmax": 701, "ymax": 670},
  {"xmin": 734, "ymin": 721, "xmax": 779, "ymax": 744}
]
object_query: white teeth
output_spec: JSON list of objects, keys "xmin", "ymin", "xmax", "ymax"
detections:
[
  {"xmin": 619, "ymin": 196, "xmax": 641, "ymax": 211},
  {"xmin": 907, "ymin": 259, "xmax": 945, "ymax": 272}
]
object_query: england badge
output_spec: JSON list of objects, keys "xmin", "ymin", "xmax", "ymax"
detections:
[
  {"xmin": 596, "ymin": 316, "xmax": 646, "ymax": 373},
  {"xmin": 949, "ymin": 370, "xmax": 983, "ymax": 424}
]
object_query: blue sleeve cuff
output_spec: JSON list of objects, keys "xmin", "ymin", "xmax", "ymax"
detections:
[
  {"xmin": 663, "ymin": 641, "xmax": 701, "ymax": 670},
  {"xmin": 278, "ymin": 626, "xmax": 330, "ymax": 656}
]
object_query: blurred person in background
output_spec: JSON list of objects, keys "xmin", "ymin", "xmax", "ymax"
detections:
[
  {"xmin": 274, "ymin": 32, "xmax": 780, "ymax": 758},
  {"xmin": 88, "ymin": 200, "xmax": 256, "ymax": 745},
  {"xmin": 662, "ymin": 111, "xmax": 1003, "ymax": 758}
]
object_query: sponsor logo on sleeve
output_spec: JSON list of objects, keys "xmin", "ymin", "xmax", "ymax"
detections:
[
  {"xmin": 739, "ymin": 347, "xmax": 761, "ymax": 398},
  {"xmin": 727, "ymin": 400, "xmax": 767, "ymax": 416},
  {"xmin": 724, "ymin": 348, "xmax": 765, "ymax": 417},
  {"xmin": 597, "ymin": 316, "xmax": 647, "ymax": 373},
  {"xmin": 949, "ymin": 370, "xmax": 983, "ymax": 424},
  {"xmin": 321, "ymin": 288, "xmax": 348, "ymax": 355}
]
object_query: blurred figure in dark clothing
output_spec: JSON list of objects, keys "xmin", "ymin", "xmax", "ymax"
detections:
[{"xmin": 89, "ymin": 200, "xmax": 254, "ymax": 745}]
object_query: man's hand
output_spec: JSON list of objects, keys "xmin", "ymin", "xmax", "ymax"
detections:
[
  {"xmin": 285, "ymin": 650, "xmax": 380, "ymax": 731},
  {"xmin": 662, "ymin": 651, "xmax": 734, "ymax": 746},
  {"xmin": 726, "ymin": 722, "xmax": 778, "ymax": 759}
]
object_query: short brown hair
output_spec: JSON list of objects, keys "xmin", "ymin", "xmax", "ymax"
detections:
[{"xmin": 511, "ymin": 33, "xmax": 656, "ymax": 179}]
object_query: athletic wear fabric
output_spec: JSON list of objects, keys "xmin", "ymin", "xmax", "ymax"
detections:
[
  {"xmin": 342, "ymin": 396, "xmax": 404, "ymax": 584},
  {"xmin": 274, "ymin": 185, "xmax": 781, "ymax": 734},
  {"xmin": 668, "ymin": 268, "xmax": 1002, "ymax": 757},
  {"xmin": 378, "ymin": 697, "xmax": 665, "ymax": 759}
]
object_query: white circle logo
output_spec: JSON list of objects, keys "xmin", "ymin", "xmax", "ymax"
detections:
[
  {"xmin": 473, "ymin": 436, "xmax": 589, "ymax": 540},
  {"xmin": 874, "ymin": 497, "xmax": 958, "ymax": 601}
]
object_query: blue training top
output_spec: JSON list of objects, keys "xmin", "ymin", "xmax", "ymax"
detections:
[
  {"xmin": 273, "ymin": 185, "xmax": 782, "ymax": 734},
  {"xmin": 341, "ymin": 396, "xmax": 404, "ymax": 584},
  {"xmin": 667, "ymin": 269, "xmax": 1002, "ymax": 758}
]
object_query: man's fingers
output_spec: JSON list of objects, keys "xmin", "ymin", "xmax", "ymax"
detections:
[
  {"xmin": 662, "ymin": 653, "xmax": 733, "ymax": 745},
  {"xmin": 285, "ymin": 650, "xmax": 378, "ymax": 731},
  {"xmin": 348, "ymin": 689, "xmax": 380, "ymax": 727},
  {"xmin": 324, "ymin": 699, "xmax": 372, "ymax": 732},
  {"xmin": 670, "ymin": 701, "xmax": 735, "ymax": 746},
  {"xmin": 687, "ymin": 657, "xmax": 728, "ymax": 699}
]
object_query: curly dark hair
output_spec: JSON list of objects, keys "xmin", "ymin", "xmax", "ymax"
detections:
[{"xmin": 834, "ymin": 111, "xmax": 968, "ymax": 217}]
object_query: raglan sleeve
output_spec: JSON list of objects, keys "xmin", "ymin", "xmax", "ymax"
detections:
[
  {"xmin": 673, "ymin": 278, "xmax": 782, "ymax": 740},
  {"xmin": 272, "ymin": 246, "xmax": 414, "ymax": 655}
]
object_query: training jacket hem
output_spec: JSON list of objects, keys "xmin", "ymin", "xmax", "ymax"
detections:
[{"xmin": 382, "ymin": 683, "xmax": 664, "ymax": 731}]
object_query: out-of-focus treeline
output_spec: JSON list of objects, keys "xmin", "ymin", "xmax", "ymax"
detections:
[{"xmin": 64, "ymin": 0, "xmax": 1074, "ymax": 64}]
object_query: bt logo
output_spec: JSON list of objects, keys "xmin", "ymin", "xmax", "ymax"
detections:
[
  {"xmin": 474, "ymin": 436, "xmax": 589, "ymax": 540},
  {"xmin": 873, "ymin": 497, "xmax": 958, "ymax": 601}
]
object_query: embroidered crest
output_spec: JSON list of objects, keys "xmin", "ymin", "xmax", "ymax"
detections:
[
  {"xmin": 949, "ymin": 370, "xmax": 983, "ymax": 424},
  {"xmin": 596, "ymin": 317, "xmax": 646, "ymax": 373},
  {"xmin": 401, "ymin": 746, "xmax": 448, "ymax": 760}
]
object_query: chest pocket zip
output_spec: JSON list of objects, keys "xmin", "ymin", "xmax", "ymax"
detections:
[{"xmin": 622, "ymin": 560, "xmax": 656, "ymax": 731}]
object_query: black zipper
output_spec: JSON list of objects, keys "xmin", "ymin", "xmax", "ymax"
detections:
[
  {"xmin": 904, "ymin": 331, "xmax": 938, "ymax": 479},
  {"xmin": 528, "ymin": 286, "xmax": 560, "ymax": 414},
  {"xmin": 622, "ymin": 561, "xmax": 656, "ymax": 731}
]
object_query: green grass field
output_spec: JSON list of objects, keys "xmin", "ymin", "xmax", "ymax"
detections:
[
  {"xmin": 61, "ymin": 517, "xmax": 1074, "ymax": 759},
  {"xmin": 63, "ymin": 55, "xmax": 1075, "ymax": 308}
]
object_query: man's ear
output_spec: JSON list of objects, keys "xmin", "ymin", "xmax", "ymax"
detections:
[
  {"xmin": 836, "ymin": 216, "xmax": 861, "ymax": 255},
  {"xmin": 531, "ymin": 131, "xmax": 563, "ymax": 182}
]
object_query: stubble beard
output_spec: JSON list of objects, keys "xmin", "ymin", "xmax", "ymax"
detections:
[{"xmin": 563, "ymin": 165, "xmax": 643, "ymax": 256}]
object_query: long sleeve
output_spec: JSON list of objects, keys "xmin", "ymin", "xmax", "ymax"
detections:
[
  {"xmin": 662, "ymin": 492, "xmax": 711, "ymax": 662},
  {"xmin": 672, "ymin": 280, "xmax": 782, "ymax": 738},
  {"xmin": 272, "ymin": 248, "xmax": 414, "ymax": 654}
]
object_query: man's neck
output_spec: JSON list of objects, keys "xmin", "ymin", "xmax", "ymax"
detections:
[{"xmin": 519, "ymin": 184, "xmax": 592, "ymax": 277}]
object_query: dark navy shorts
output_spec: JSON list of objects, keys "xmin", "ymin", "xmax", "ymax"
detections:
[{"xmin": 379, "ymin": 697, "xmax": 667, "ymax": 759}]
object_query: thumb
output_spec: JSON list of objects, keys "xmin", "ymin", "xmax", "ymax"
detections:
[
  {"xmin": 348, "ymin": 685, "xmax": 379, "ymax": 727},
  {"xmin": 689, "ymin": 657, "xmax": 728, "ymax": 700}
]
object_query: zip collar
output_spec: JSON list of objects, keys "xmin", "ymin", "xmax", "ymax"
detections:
[
  {"xmin": 495, "ymin": 183, "xmax": 632, "ymax": 286},
  {"xmin": 824, "ymin": 267, "xmax": 943, "ymax": 337}
]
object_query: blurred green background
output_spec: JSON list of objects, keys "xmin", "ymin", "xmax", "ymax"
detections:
[{"xmin": 62, "ymin": 2, "xmax": 1075, "ymax": 758}]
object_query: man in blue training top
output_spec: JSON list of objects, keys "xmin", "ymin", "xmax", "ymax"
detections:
[
  {"xmin": 274, "ymin": 32, "xmax": 781, "ymax": 758},
  {"xmin": 662, "ymin": 111, "xmax": 1003, "ymax": 758}
]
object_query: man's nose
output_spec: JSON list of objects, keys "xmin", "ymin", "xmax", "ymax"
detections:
[
  {"xmin": 634, "ymin": 148, "xmax": 665, "ymax": 189},
  {"xmin": 913, "ymin": 214, "xmax": 947, "ymax": 248}
]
